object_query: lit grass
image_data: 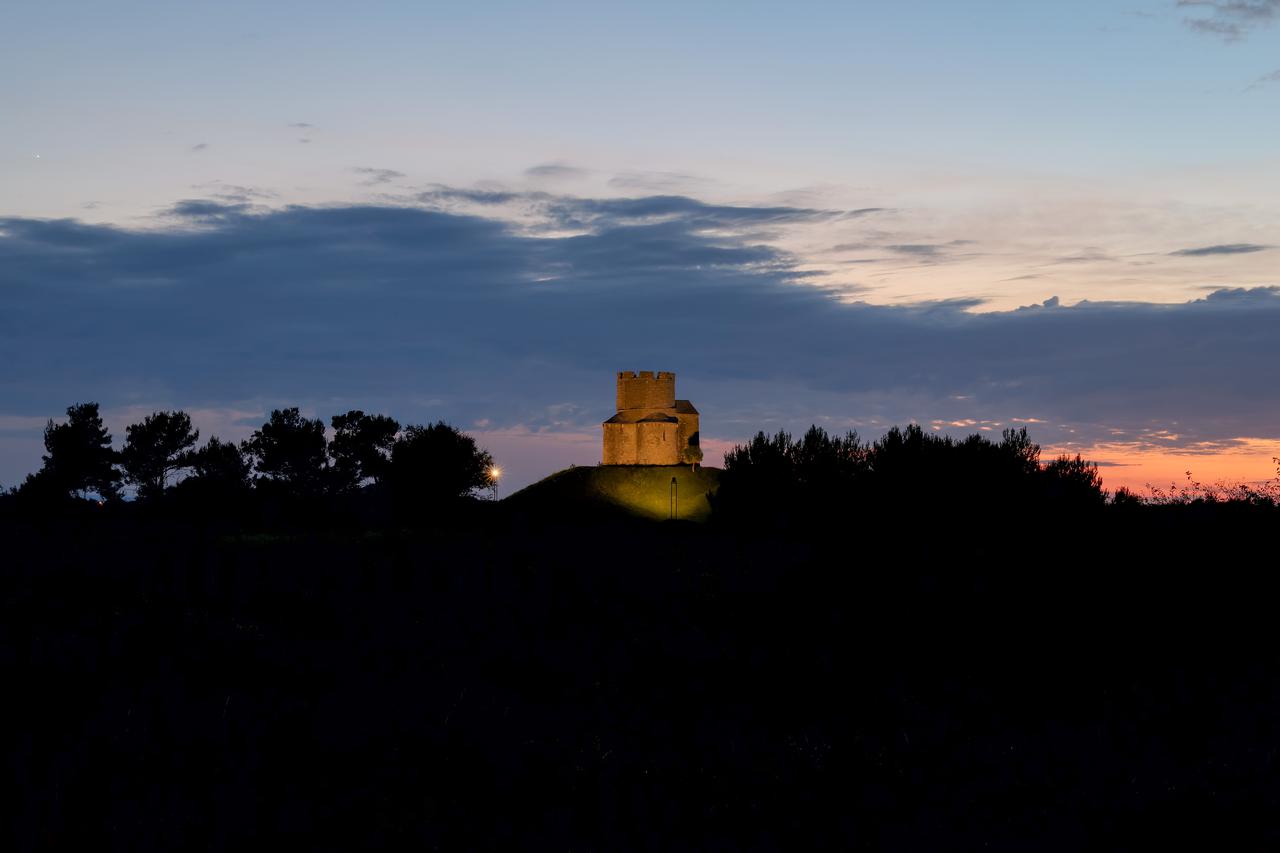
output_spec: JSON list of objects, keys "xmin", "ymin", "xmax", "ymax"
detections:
[{"xmin": 505, "ymin": 465, "xmax": 721, "ymax": 522}]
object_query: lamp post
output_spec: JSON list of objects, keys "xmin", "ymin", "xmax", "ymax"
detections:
[
  {"xmin": 670, "ymin": 476, "xmax": 678, "ymax": 520},
  {"xmin": 488, "ymin": 465, "xmax": 501, "ymax": 501}
]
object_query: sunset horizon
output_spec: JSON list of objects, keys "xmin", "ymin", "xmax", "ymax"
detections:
[
  {"xmin": 6, "ymin": 2, "xmax": 1280, "ymax": 495},
  {"xmin": 12, "ymin": 3, "xmax": 1280, "ymax": 848}
]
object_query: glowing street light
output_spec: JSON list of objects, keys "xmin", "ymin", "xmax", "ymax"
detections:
[{"xmin": 487, "ymin": 465, "xmax": 501, "ymax": 500}]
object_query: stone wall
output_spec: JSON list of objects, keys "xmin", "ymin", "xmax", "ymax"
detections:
[
  {"xmin": 635, "ymin": 420, "xmax": 679, "ymax": 465},
  {"xmin": 616, "ymin": 371, "xmax": 676, "ymax": 411},
  {"xmin": 603, "ymin": 419, "xmax": 680, "ymax": 465},
  {"xmin": 675, "ymin": 411, "xmax": 701, "ymax": 464},
  {"xmin": 602, "ymin": 421, "xmax": 637, "ymax": 465}
]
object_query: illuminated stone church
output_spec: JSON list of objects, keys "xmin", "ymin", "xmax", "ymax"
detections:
[{"xmin": 602, "ymin": 371, "xmax": 702, "ymax": 466}]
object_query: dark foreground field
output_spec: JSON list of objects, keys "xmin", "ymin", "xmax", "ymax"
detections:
[{"xmin": 5, "ymin": 505, "xmax": 1280, "ymax": 850}]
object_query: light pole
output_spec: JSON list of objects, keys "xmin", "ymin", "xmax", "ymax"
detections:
[{"xmin": 488, "ymin": 465, "xmax": 501, "ymax": 501}]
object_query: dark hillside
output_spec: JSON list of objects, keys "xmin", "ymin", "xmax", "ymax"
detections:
[
  {"xmin": 6, "ymin": 504, "xmax": 1280, "ymax": 850},
  {"xmin": 504, "ymin": 464, "xmax": 720, "ymax": 522}
]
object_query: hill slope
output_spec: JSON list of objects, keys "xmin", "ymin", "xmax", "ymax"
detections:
[{"xmin": 504, "ymin": 464, "xmax": 721, "ymax": 522}]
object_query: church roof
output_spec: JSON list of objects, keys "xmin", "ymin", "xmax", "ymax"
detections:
[
  {"xmin": 675, "ymin": 399, "xmax": 698, "ymax": 415},
  {"xmin": 603, "ymin": 410, "xmax": 679, "ymax": 425}
]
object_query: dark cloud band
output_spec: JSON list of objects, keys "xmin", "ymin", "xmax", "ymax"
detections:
[{"xmin": 1, "ymin": 193, "xmax": 1279, "ymax": 476}]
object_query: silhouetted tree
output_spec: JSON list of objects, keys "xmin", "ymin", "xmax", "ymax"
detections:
[
  {"xmin": 330, "ymin": 410, "xmax": 400, "ymax": 491},
  {"xmin": 1112, "ymin": 486, "xmax": 1142, "ymax": 507},
  {"xmin": 719, "ymin": 426, "xmax": 870, "ymax": 524},
  {"xmin": 244, "ymin": 408, "xmax": 328, "ymax": 495},
  {"xmin": 717, "ymin": 422, "xmax": 1111, "ymax": 526},
  {"xmin": 120, "ymin": 410, "xmax": 199, "ymax": 500},
  {"xmin": 999, "ymin": 427, "xmax": 1041, "ymax": 477},
  {"xmin": 188, "ymin": 437, "xmax": 253, "ymax": 490},
  {"xmin": 29, "ymin": 402, "xmax": 120, "ymax": 501},
  {"xmin": 390, "ymin": 421, "xmax": 493, "ymax": 506},
  {"xmin": 720, "ymin": 429, "xmax": 815, "ymax": 525},
  {"xmin": 171, "ymin": 436, "xmax": 254, "ymax": 513},
  {"xmin": 861, "ymin": 424, "xmax": 955, "ymax": 504},
  {"xmin": 792, "ymin": 426, "xmax": 867, "ymax": 492},
  {"xmin": 1042, "ymin": 453, "xmax": 1105, "ymax": 506},
  {"xmin": 724, "ymin": 430, "xmax": 795, "ymax": 479}
]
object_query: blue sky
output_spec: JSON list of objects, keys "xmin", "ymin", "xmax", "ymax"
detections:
[{"xmin": 3, "ymin": 1, "xmax": 1280, "ymax": 491}]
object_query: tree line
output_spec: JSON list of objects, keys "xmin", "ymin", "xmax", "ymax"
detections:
[
  {"xmin": 6, "ymin": 402, "xmax": 495, "ymax": 508},
  {"xmin": 713, "ymin": 423, "xmax": 1109, "ymax": 525}
]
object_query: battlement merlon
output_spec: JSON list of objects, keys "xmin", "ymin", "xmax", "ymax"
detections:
[
  {"xmin": 619, "ymin": 366, "xmax": 680, "ymax": 376},
  {"xmin": 616, "ymin": 370, "xmax": 676, "ymax": 380}
]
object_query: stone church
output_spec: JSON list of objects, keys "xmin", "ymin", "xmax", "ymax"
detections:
[{"xmin": 602, "ymin": 371, "xmax": 702, "ymax": 466}]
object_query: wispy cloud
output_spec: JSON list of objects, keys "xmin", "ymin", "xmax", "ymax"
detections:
[
  {"xmin": 416, "ymin": 186, "xmax": 839, "ymax": 236},
  {"xmin": 163, "ymin": 199, "xmax": 252, "ymax": 220},
  {"xmin": 607, "ymin": 171, "xmax": 712, "ymax": 192},
  {"xmin": 881, "ymin": 240, "xmax": 979, "ymax": 264},
  {"xmin": 190, "ymin": 143, "xmax": 209, "ymax": 152},
  {"xmin": 190, "ymin": 182, "xmax": 276, "ymax": 204},
  {"xmin": 1171, "ymin": 242, "xmax": 1272, "ymax": 256},
  {"xmin": 1245, "ymin": 68, "xmax": 1280, "ymax": 90},
  {"xmin": 1178, "ymin": 0, "xmax": 1280, "ymax": 40},
  {"xmin": 1051, "ymin": 248, "xmax": 1116, "ymax": 264},
  {"xmin": 842, "ymin": 208, "xmax": 889, "ymax": 219},
  {"xmin": 525, "ymin": 162, "xmax": 589, "ymax": 180},
  {"xmin": 288, "ymin": 122, "xmax": 314, "ymax": 128},
  {"xmin": 887, "ymin": 244, "xmax": 945, "ymax": 257},
  {"xmin": 353, "ymin": 167, "xmax": 406, "ymax": 186}
]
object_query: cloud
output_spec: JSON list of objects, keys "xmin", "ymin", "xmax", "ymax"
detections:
[
  {"xmin": 1051, "ymin": 248, "xmax": 1115, "ymax": 264},
  {"xmin": 887, "ymin": 244, "xmax": 944, "ymax": 257},
  {"xmin": 882, "ymin": 240, "xmax": 979, "ymax": 263},
  {"xmin": 353, "ymin": 167, "xmax": 406, "ymax": 186},
  {"xmin": 190, "ymin": 182, "xmax": 276, "ymax": 204},
  {"xmin": 607, "ymin": 171, "xmax": 711, "ymax": 192},
  {"xmin": 2, "ymin": 193, "xmax": 1280, "ymax": 488},
  {"xmin": 165, "ymin": 198, "xmax": 251, "ymax": 218},
  {"xmin": 1171, "ymin": 242, "xmax": 1272, "ymax": 256},
  {"xmin": 842, "ymin": 208, "xmax": 888, "ymax": 219},
  {"xmin": 416, "ymin": 186, "xmax": 839, "ymax": 235},
  {"xmin": 1178, "ymin": 0, "xmax": 1280, "ymax": 39},
  {"xmin": 525, "ymin": 162, "xmax": 589, "ymax": 180},
  {"xmin": 190, "ymin": 143, "xmax": 209, "ymax": 152},
  {"xmin": 288, "ymin": 122, "xmax": 314, "ymax": 128},
  {"xmin": 1245, "ymin": 68, "xmax": 1280, "ymax": 90}
]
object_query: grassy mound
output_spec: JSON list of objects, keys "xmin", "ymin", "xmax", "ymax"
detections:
[{"xmin": 504, "ymin": 465, "xmax": 721, "ymax": 522}]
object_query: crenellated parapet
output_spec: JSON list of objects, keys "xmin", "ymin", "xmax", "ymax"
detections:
[{"xmin": 616, "ymin": 370, "xmax": 676, "ymax": 411}]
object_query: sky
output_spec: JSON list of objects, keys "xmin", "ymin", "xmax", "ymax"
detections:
[{"xmin": 3, "ymin": 0, "xmax": 1280, "ymax": 494}]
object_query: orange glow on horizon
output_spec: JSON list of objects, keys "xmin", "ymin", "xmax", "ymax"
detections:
[{"xmin": 1047, "ymin": 438, "xmax": 1280, "ymax": 496}]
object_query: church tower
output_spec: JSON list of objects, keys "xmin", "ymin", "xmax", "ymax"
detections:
[{"xmin": 602, "ymin": 371, "xmax": 701, "ymax": 465}]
